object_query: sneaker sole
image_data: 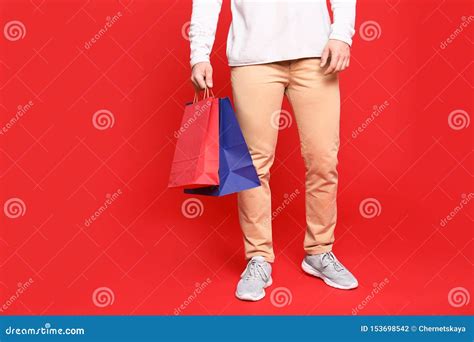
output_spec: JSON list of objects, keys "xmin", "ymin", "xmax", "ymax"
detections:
[
  {"xmin": 235, "ymin": 277, "xmax": 273, "ymax": 301},
  {"xmin": 301, "ymin": 260, "xmax": 358, "ymax": 290}
]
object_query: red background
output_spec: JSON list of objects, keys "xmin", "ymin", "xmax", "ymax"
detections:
[{"xmin": 0, "ymin": 0, "xmax": 472, "ymax": 315}]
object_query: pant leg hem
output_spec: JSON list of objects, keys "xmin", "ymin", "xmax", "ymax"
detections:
[
  {"xmin": 246, "ymin": 253, "xmax": 275, "ymax": 263},
  {"xmin": 305, "ymin": 245, "xmax": 333, "ymax": 255}
]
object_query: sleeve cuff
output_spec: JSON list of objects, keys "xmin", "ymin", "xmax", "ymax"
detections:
[
  {"xmin": 190, "ymin": 56, "xmax": 210, "ymax": 68},
  {"xmin": 328, "ymin": 33, "xmax": 353, "ymax": 47}
]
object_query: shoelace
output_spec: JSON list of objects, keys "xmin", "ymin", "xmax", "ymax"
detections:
[
  {"xmin": 243, "ymin": 260, "xmax": 269, "ymax": 282},
  {"xmin": 322, "ymin": 252, "xmax": 344, "ymax": 272}
]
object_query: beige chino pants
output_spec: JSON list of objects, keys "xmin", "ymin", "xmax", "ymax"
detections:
[{"xmin": 231, "ymin": 58, "xmax": 340, "ymax": 263}]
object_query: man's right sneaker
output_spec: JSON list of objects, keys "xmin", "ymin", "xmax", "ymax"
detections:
[{"xmin": 235, "ymin": 256, "xmax": 272, "ymax": 301}]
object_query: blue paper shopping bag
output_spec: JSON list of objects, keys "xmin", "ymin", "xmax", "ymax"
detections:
[{"xmin": 184, "ymin": 97, "xmax": 261, "ymax": 196}]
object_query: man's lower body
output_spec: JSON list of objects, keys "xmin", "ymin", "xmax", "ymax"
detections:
[{"xmin": 230, "ymin": 58, "xmax": 357, "ymax": 301}]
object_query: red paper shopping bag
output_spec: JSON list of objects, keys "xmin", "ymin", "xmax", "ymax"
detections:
[{"xmin": 168, "ymin": 90, "xmax": 219, "ymax": 188}]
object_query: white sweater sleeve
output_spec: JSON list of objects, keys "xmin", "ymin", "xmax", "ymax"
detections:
[
  {"xmin": 329, "ymin": 0, "xmax": 357, "ymax": 46},
  {"xmin": 189, "ymin": 0, "xmax": 223, "ymax": 67}
]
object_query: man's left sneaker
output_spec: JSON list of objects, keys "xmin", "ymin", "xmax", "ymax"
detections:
[{"xmin": 302, "ymin": 252, "xmax": 358, "ymax": 290}]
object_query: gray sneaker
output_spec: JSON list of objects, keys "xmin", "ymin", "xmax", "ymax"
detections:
[
  {"xmin": 235, "ymin": 256, "xmax": 272, "ymax": 301},
  {"xmin": 302, "ymin": 252, "xmax": 358, "ymax": 290}
]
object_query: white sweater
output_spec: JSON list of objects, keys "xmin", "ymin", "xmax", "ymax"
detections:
[{"xmin": 189, "ymin": 0, "xmax": 357, "ymax": 67}]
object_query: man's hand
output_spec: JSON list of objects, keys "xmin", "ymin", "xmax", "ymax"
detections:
[
  {"xmin": 191, "ymin": 62, "xmax": 213, "ymax": 90},
  {"xmin": 320, "ymin": 40, "xmax": 351, "ymax": 75}
]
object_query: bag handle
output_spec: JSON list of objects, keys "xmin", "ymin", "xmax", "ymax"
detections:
[{"xmin": 193, "ymin": 87, "xmax": 215, "ymax": 103}]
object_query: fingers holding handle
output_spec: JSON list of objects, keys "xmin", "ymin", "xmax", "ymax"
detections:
[
  {"xmin": 191, "ymin": 62, "xmax": 215, "ymax": 102},
  {"xmin": 191, "ymin": 62, "xmax": 213, "ymax": 91}
]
